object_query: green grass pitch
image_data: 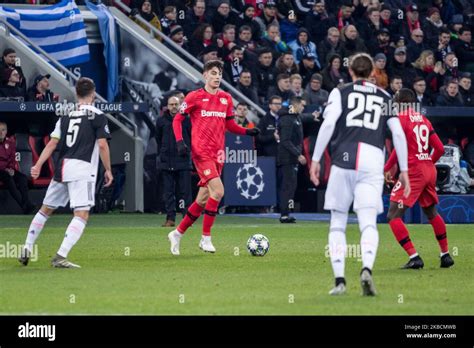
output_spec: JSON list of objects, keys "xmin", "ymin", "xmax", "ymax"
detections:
[{"xmin": 0, "ymin": 214, "xmax": 472, "ymax": 315}]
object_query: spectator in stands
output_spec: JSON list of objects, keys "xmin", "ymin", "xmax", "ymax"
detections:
[
  {"xmin": 387, "ymin": 46, "xmax": 417, "ymax": 88},
  {"xmin": 238, "ymin": 4, "xmax": 261, "ymax": 41},
  {"xmin": 433, "ymin": 0, "xmax": 456, "ymax": 25},
  {"xmin": 447, "ymin": 14, "xmax": 464, "ymax": 39},
  {"xmin": 259, "ymin": 23, "xmax": 288, "ymax": 60},
  {"xmin": 335, "ymin": 4, "xmax": 356, "ymax": 30},
  {"xmin": 317, "ymin": 27, "xmax": 343, "ymax": 66},
  {"xmin": 443, "ymin": 52, "xmax": 459, "ymax": 79},
  {"xmin": 299, "ymin": 53, "xmax": 321, "ymax": 86},
  {"xmin": 183, "ymin": 0, "xmax": 207, "ymax": 38},
  {"xmin": 168, "ymin": 25, "xmax": 188, "ymax": 51},
  {"xmin": 0, "ymin": 68, "xmax": 26, "ymax": 101},
  {"xmin": 392, "ymin": 34, "xmax": 407, "ymax": 49},
  {"xmin": 0, "ymin": 122, "xmax": 34, "ymax": 214},
  {"xmin": 412, "ymin": 75, "xmax": 434, "ymax": 106},
  {"xmin": 26, "ymin": 74, "xmax": 58, "ymax": 102},
  {"xmin": 435, "ymin": 28, "xmax": 454, "ymax": 62},
  {"xmin": 387, "ymin": 75, "xmax": 403, "ymax": 96},
  {"xmin": 277, "ymin": 96, "xmax": 307, "ymax": 223},
  {"xmin": 290, "ymin": 74, "xmax": 306, "ymax": 99},
  {"xmin": 209, "ymin": 0, "xmax": 239, "ymax": 35},
  {"xmin": 130, "ymin": 0, "xmax": 162, "ymax": 40},
  {"xmin": 412, "ymin": 50, "xmax": 437, "ymax": 81},
  {"xmin": 367, "ymin": 28, "xmax": 394, "ymax": 57},
  {"xmin": 279, "ymin": 11, "xmax": 300, "ymax": 44},
  {"xmin": 458, "ymin": 72, "xmax": 474, "ymax": 106},
  {"xmin": 255, "ymin": 48, "xmax": 277, "ymax": 103},
  {"xmin": 454, "ymin": 27, "xmax": 474, "ymax": 73},
  {"xmin": 236, "ymin": 69, "xmax": 259, "ymax": 105},
  {"xmin": 423, "ymin": 7, "xmax": 444, "ymax": 48},
  {"xmin": 254, "ymin": 1, "xmax": 279, "ymax": 36},
  {"xmin": 379, "ymin": 5, "xmax": 401, "ymax": 37},
  {"xmin": 155, "ymin": 96, "xmax": 192, "ymax": 227},
  {"xmin": 0, "ymin": 48, "xmax": 26, "ymax": 92},
  {"xmin": 358, "ymin": 8, "xmax": 384, "ymax": 42},
  {"xmin": 236, "ymin": 25, "xmax": 258, "ymax": 55},
  {"xmin": 304, "ymin": 0, "xmax": 333, "ymax": 44},
  {"xmin": 372, "ymin": 53, "xmax": 389, "ymax": 89},
  {"xmin": 339, "ymin": 25, "xmax": 368, "ymax": 59},
  {"xmin": 160, "ymin": 5, "xmax": 177, "ymax": 36},
  {"xmin": 267, "ymin": 73, "xmax": 295, "ymax": 107},
  {"xmin": 224, "ymin": 45, "xmax": 246, "ymax": 85},
  {"xmin": 320, "ymin": 54, "xmax": 348, "ymax": 92},
  {"xmin": 288, "ymin": 28, "xmax": 321, "ymax": 67},
  {"xmin": 199, "ymin": 45, "xmax": 220, "ymax": 63},
  {"xmin": 188, "ymin": 23, "xmax": 214, "ymax": 57},
  {"xmin": 407, "ymin": 28, "xmax": 428, "ymax": 62},
  {"xmin": 436, "ymin": 78, "xmax": 464, "ymax": 106},
  {"xmin": 216, "ymin": 24, "xmax": 237, "ymax": 60},
  {"xmin": 234, "ymin": 102, "xmax": 255, "ymax": 128},
  {"xmin": 304, "ymin": 73, "xmax": 328, "ymax": 106},
  {"xmin": 275, "ymin": 52, "xmax": 299, "ymax": 75},
  {"xmin": 401, "ymin": 4, "xmax": 421, "ymax": 39},
  {"xmin": 257, "ymin": 95, "xmax": 282, "ymax": 157}
]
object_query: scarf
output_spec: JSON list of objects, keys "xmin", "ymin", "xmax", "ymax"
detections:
[
  {"xmin": 407, "ymin": 19, "xmax": 420, "ymax": 34},
  {"xmin": 427, "ymin": 17, "xmax": 443, "ymax": 28},
  {"xmin": 424, "ymin": 66, "xmax": 438, "ymax": 91}
]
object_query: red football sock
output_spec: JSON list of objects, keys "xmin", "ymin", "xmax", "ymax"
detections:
[
  {"xmin": 202, "ymin": 197, "xmax": 220, "ymax": 236},
  {"xmin": 177, "ymin": 201, "xmax": 204, "ymax": 234},
  {"xmin": 430, "ymin": 214, "xmax": 448, "ymax": 253},
  {"xmin": 389, "ymin": 218, "xmax": 417, "ymax": 257}
]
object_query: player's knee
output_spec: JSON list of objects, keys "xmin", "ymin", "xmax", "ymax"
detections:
[
  {"xmin": 74, "ymin": 209, "xmax": 90, "ymax": 221},
  {"xmin": 40, "ymin": 205, "xmax": 55, "ymax": 216},
  {"xmin": 387, "ymin": 204, "xmax": 403, "ymax": 222},
  {"xmin": 422, "ymin": 205, "xmax": 437, "ymax": 220},
  {"xmin": 209, "ymin": 188, "xmax": 224, "ymax": 201}
]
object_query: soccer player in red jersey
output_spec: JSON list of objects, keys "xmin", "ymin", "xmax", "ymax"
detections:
[
  {"xmin": 168, "ymin": 60, "xmax": 259, "ymax": 255},
  {"xmin": 384, "ymin": 89, "xmax": 454, "ymax": 269}
]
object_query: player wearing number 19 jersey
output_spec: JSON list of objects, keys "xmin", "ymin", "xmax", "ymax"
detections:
[
  {"xmin": 384, "ymin": 89, "xmax": 454, "ymax": 270},
  {"xmin": 168, "ymin": 60, "xmax": 259, "ymax": 255}
]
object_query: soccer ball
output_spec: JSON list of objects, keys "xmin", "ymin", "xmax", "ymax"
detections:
[
  {"xmin": 247, "ymin": 234, "xmax": 270, "ymax": 256},
  {"xmin": 236, "ymin": 164, "xmax": 265, "ymax": 200}
]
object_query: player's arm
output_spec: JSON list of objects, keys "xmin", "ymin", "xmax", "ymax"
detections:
[
  {"xmin": 225, "ymin": 95, "xmax": 259, "ymax": 136},
  {"xmin": 387, "ymin": 117, "xmax": 410, "ymax": 198},
  {"xmin": 310, "ymin": 88, "xmax": 343, "ymax": 186},
  {"xmin": 31, "ymin": 119, "xmax": 60, "ymax": 179},
  {"xmin": 98, "ymin": 138, "xmax": 113, "ymax": 187},
  {"xmin": 429, "ymin": 131, "xmax": 445, "ymax": 163},
  {"xmin": 173, "ymin": 96, "xmax": 194, "ymax": 156}
]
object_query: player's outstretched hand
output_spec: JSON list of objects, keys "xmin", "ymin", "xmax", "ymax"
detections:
[
  {"xmin": 310, "ymin": 161, "xmax": 320, "ymax": 186},
  {"xmin": 104, "ymin": 170, "xmax": 114, "ymax": 187},
  {"xmin": 31, "ymin": 165, "xmax": 40, "ymax": 180},
  {"xmin": 176, "ymin": 140, "xmax": 188, "ymax": 157},
  {"xmin": 384, "ymin": 171, "xmax": 394, "ymax": 184},
  {"xmin": 246, "ymin": 128, "xmax": 260, "ymax": 136},
  {"xmin": 399, "ymin": 171, "xmax": 411, "ymax": 198}
]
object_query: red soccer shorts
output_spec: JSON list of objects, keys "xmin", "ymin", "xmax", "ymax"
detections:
[
  {"xmin": 194, "ymin": 159, "xmax": 224, "ymax": 187},
  {"xmin": 390, "ymin": 165, "xmax": 439, "ymax": 208}
]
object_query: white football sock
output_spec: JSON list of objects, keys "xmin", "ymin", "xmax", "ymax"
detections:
[
  {"xmin": 57, "ymin": 217, "xmax": 87, "ymax": 258},
  {"xmin": 357, "ymin": 208, "xmax": 379, "ymax": 271},
  {"xmin": 329, "ymin": 210, "xmax": 348, "ymax": 279},
  {"xmin": 25, "ymin": 211, "xmax": 49, "ymax": 252}
]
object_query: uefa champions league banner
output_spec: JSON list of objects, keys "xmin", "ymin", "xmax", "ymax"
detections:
[{"xmin": 223, "ymin": 156, "xmax": 277, "ymax": 206}]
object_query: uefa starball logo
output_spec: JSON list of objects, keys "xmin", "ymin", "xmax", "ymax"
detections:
[{"xmin": 236, "ymin": 164, "xmax": 265, "ymax": 200}]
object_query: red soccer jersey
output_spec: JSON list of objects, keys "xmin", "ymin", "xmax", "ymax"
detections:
[
  {"xmin": 174, "ymin": 88, "xmax": 246, "ymax": 161},
  {"xmin": 384, "ymin": 108, "xmax": 444, "ymax": 173}
]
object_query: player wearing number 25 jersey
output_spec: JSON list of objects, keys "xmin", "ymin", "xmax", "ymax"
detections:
[
  {"xmin": 385, "ymin": 88, "xmax": 454, "ymax": 270},
  {"xmin": 310, "ymin": 54, "xmax": 410, "ymax": 296}
]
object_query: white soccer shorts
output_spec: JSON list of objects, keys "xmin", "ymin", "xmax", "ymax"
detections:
[
  {"xmin": 43, "ymin": 179, "xmax": 95, "ymax": 211},
  {"xmin": 324, "ymin": 165, "xmax": 384, "ymax": 214}
]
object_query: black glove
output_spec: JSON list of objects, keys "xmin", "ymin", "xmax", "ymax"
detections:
[
  {"xmin": 246, "ymin": 127, "xmax": 260, "ymax": 136},
  {"xmin": 130, "ymin": 8, "xmax": 139, "ymax": 17},
  {"xmin": 176, "ymin": 140, "xmax": 188, "ymax": 157}
]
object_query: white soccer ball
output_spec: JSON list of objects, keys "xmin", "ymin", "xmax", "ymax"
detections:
[
  {"xmin": 247, "ymin": 234, "xmax": 270, "ymax": 256},
  {"xmin": 236, "ymin": 164, "xmax": 265, "ymax": 200}
]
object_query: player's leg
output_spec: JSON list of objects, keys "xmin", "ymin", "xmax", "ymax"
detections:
[
  {"xmin": 422, "ymin": 205, "xmax": 454, "ymax": 268},
  {"xmin": 279, "ymin": 164, "xmax": 298, "ymax": 223},
  {"xmin": 19, "ymin": 180, "xmax": 67, "ymax": 266},
  {"xmin": 199, "ymin": 177, "xmax": 225, "ymax": 253},
  {"xmin": 51, "ymin": 180, "xmax": 94, "ymax": 268},
  {"xmin": 324, "ymin": 166, "xmax": 354, "ymax": 295},
  {"xmin": 168, "ymin": 186, "xmax": 208, "ymax": 255},
  {"xmin": 161, "ymin": 170, "xmax": 177, "ymax": 227},
  {"xmin": 328, "ymin": 209, "xmax": 349, "ymax": 295}
]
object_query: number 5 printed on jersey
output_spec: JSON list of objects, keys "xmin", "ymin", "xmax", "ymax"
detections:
[{"xmin": 66, "ymin": 118, "xmax": 82, "ymax": 147}]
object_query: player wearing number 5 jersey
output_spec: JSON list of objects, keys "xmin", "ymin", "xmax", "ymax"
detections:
[
  {"xmin": 384, "ymin": 89, "xmax": 454, "ymax": 270},
  {"xmin": 168, "ymin": 60, "xmax": 260, "ymax": 255},
  {"xmin": 18, "ymin": 78, "xmax": 113, "ymax": 269},
  {"xmin": 309, "ymin": 53, "xmax": 410, "ymax": 296}
]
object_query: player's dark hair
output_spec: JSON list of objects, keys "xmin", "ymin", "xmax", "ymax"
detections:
[
  {"xmin": 203, "ymin": 60, "xmax": 223, "ymax": 73},
  {"xmin": 394, "ymin": 88, "xmax": 416, "ymax": 103},
  {"xmin": 349, "ymin": 53, "xmax": 373, "ymax": 79},
  {"xmin": 76, "ymin": 77, "xmax": 96, "ymax": 98}
]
